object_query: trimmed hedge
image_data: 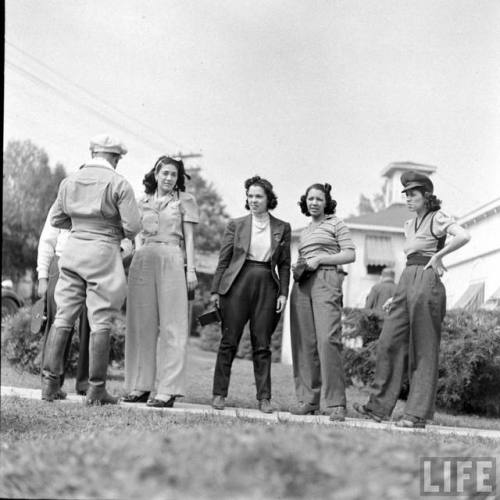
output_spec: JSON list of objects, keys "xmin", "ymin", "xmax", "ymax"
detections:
[
  {"xmin": 342, "ymin": 309, "xmax": 500, "ymax": 417},
  {"xmin": 199, "ymin": 315, "xmax": 284, "ymax": 363},
  {"xmin": 1, "ymin": 307, "xmax": 126, "ymax": 375}
]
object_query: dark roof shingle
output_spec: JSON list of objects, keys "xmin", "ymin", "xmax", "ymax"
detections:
[{"xmin": 344, "ymin": 203, "xmax": 411, "ymax": 228}]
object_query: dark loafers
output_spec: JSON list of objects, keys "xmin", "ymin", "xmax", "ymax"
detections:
[
  {"xmin": 122, "ymin": 391, "xmax": 151, "ymax": 403},
  {"xmin": 328, "ymin": 406, "xmax": 346, "ymax": 422},
  {"xmin": 352, "ymin": 402, "xmax": 383, "ymax": 423},
  {"xmin": 146, "ymin": 396, "xmax": 176, "ymax": 408},
  {"xmin": 212, "ymin": 395, "xmax": 225, "ymax": 410},
  {"xmin": 258, "ymin": 399, "xmax": 273, "ymax": 414}
]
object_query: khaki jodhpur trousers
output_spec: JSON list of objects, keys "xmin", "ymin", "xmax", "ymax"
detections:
[
  {"xmin": 54, "ymin": 238, "xmax": 126, "ymax": 332},
  {"xmin": 41, "ymin": 255, "xmax": 90, "ymax": 393},
  {"xmin": 125, "ymin": 243, "xmax": 188, "ymax": 397},
  {"xmin": 290, "ymin": 267, "xmax": 346, "ymax": 408},
  {"xmin": 366, "ymin": 265, "xmax": 446, "ymax": 420}
]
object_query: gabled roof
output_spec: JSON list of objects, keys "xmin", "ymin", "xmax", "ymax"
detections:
[
  {"xmin": 344, "ymin": 203, "xmax": 411, "ymax": 230},
  {"xmin": 457, "ymin": 197, "xmax": 500, "ymax": 228}
]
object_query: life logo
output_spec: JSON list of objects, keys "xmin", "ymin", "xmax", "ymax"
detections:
[{"xmin": 420, "ymin": 457, "xmax": 496, "ymax": 497}]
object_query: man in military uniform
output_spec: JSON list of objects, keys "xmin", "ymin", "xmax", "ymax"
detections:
[{"xmin": 41, "ymin": 134, "xmax": 141, "ymax": 404}]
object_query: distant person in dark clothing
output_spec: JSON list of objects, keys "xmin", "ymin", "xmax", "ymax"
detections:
[{"xmin": 365, "ymin": 268, "xmax": 396, "ymax": 316}]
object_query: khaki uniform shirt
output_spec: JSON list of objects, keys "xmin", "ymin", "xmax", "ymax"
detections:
[{"xmin": 51, "ymin": 157, "xmax": 141, "ymax": 242}]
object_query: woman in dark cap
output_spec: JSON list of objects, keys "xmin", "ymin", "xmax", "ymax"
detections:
[
  {"xmin": 210, "ymin": 176, "xmax": 291, "ymax": 413},
  {"xmin": 289, "ymin": 183, "xmax": 356, "ymax": 421},
  {"xmin": 354, "ymin": 171, "xmax": 470, "ymax": 428}
]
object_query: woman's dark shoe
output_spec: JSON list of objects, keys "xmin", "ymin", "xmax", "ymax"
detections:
[
  {"xmin": 395, "ymin": 415, "xmax": 426, "ymax": 429},
  {"xmin": 146, "ymin": 396, "xmax": 176, "ymax": 408},
  {"xmin": 258, "ymin": 399, "xmax": 273, "ymax": 414},
  {"xmin": 122, "ymin": 391, "xmax": 151, "ymax": 403},
  {"xmin": 290, "ymin": 402, "xmax": 319, "ymax": 415},
  {"xmin": 352, "ymin": 402, "xmax": 383, "ymax": 423},
  {"xmin": 328, "ymin": 406, "xmax": 346, "ymax": 422},
  {"xmin": 212, "ymin": 395, "xmax": 225, "ymax": 410},
  {"xmin": 54, "ymin": 389, "xmax": 67, "ymax": 400}
]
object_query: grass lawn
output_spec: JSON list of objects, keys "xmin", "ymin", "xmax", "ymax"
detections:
[
  {"xmin": 2, "ymin": 342, "xmax": 500, "ymax": 499},
  {"xmin": 1, "ymin": 396, "xmax": 499, "ymax": 500}
]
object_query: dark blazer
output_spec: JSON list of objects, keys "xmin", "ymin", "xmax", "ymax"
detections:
[{"xmin": 211, "ymin": 214, "xmax": 291, "ymax": 297}]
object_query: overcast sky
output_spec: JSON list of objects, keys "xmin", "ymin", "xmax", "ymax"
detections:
[{"xmin": 5, "ymin": 0, "xmax": 500, "ymax": 228}]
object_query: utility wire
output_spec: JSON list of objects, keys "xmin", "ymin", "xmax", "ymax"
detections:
[
  {"xmin": 6, "ymin": 40, "xmax": 185, "ymax": 151},
  {"xmin": 5, "ymin": 59, "xmax": 180, "ymax": 154}
]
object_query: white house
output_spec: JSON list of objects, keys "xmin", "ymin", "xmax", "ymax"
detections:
[
  {"xmin": 442, "ymin": 197, "xmax": 500, "ymax": 310},
  {"xmin": 281, "ymin": 162, "xmax": 499, "ymax": 364}
]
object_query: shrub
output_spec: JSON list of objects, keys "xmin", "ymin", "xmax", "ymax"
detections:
[
  {"xmin": 437, "ymin": 309, "xmax": 500, "ymax": 416},
  {"xmin": 342, "ymin": 308, "xmax": 500, "ymax": 417},
  {"xmin": 342, "ymin": 343, "xmax": 377, "ymax": 387},
  {"xmin": 1, "ymin": 307, "xmax": 42, "ymax": 375},
  {"xmin": 342, "ymin": 307, "xmax": 382, "ymax": 344},
  {"xmin": 199, "ymin": 315, "xmax": 284, "ymax": 363},
  {"xmin": 1, "ymin": 307, "xmax": 126, "ymax": 375}
]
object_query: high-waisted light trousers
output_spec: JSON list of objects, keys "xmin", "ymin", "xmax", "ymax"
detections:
[{"xmin": 125, "ymin": 242, "xmax": 188, "ymax": 397}]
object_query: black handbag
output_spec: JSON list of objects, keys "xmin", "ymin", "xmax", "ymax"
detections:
[
  {"xmin": 292, "ymin": 256, "xmax": 314, "ymax": 284},
  {"xmin": 198, "ymin": 308, "xmax": 222, "ymax": 326}
]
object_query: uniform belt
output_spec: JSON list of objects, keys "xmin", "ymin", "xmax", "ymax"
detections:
[
  {"xmin": 318, "ymin": 265, "xmax": 337, "ymax": 270},
  {"xmin": 406, "ymin": 253, "xmax": 431, "ymax": 266}
]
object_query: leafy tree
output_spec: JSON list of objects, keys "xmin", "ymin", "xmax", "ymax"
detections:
[
  {"xmin": 186, "ymin": 166, "xmax": 229, "ymax": 253},
  {"xmin": 2, "ymin": 140, "xmax": 66, "ymax": 280},
  {"xmin": 356, "ymin": 194, "xmax": 375, "ymax": 215},
  {"xmin": 356, "ymin": 185, "xmax": 387, "ymax": 216}
]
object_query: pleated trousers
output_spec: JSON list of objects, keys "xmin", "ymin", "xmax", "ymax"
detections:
[
  {"xmin": 290, "ymin": 267, "xmax": 346, "ymax": 408},
  {"xmin": 125, "ymin": 242, "xmax": 188, "ymax": 397},
  {"xmin": 366, "ymin": 265, "xmax": 446, "ymax": 420}
]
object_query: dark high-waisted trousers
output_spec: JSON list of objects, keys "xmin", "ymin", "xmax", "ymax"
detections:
[
  {"xmin": 213, "ymin": 260, "xmax": 279, "ymax": 401},
  {"xmin": 366, "ymin": 264, "xmax": 446, "ymax": 420},
  {"xmin": 40, "ymin": 255, "xmax": 90, "ymax": 393}
]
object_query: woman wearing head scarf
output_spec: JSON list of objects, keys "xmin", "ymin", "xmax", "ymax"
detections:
[
  {"xmin": 123, "ymin": 156, "xmax": 199, "ymax": 408},
  {"xmin": 354, "ymin": 171, "xmax": 470, "ymax": 428},
  {"xmin": 289, "ymin": 183, "xmax": 356, "ymax": 421},
  {"xmin": 210, "ymin": 176, "xmax": 291, "ymax": 413}
]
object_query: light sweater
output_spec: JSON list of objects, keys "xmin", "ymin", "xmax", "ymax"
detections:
[{"xmin": 248, "ymin": 213, "xmax": 272, "ymax": 262}]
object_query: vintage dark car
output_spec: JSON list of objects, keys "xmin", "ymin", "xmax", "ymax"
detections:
[{"xmin": 1, "ymin": 281, "xmax": 24, "ymax": 319}]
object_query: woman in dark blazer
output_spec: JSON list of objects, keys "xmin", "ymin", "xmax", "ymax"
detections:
[{"xmin": 210, "ymin": 176, "xmax": 291, "ymax": 413}]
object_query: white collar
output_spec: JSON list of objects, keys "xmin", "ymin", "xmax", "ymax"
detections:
[{"xmin": 85, "ymin": 157, "xmax": 115, "ymax": 170}]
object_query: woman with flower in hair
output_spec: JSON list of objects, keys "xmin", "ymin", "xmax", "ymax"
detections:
[
  {"xmin": 123, "ymin": 156, "xmax": 199, "ymax": 408},
  {"xmin": 210, "ymin": 176, "xmax": 291, "ymax": 413},
  {"xmin": 289, "ymin": 183, "xmax": 356, "ymax": 421},
  {"xmin": 354, "ymin": 171, "xmax": 470, "ymax": 428}
]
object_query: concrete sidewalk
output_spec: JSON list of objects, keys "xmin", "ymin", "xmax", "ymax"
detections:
[{"xmin": 2, "ymin": 385, "xmax": 499, "ymax": 440}]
